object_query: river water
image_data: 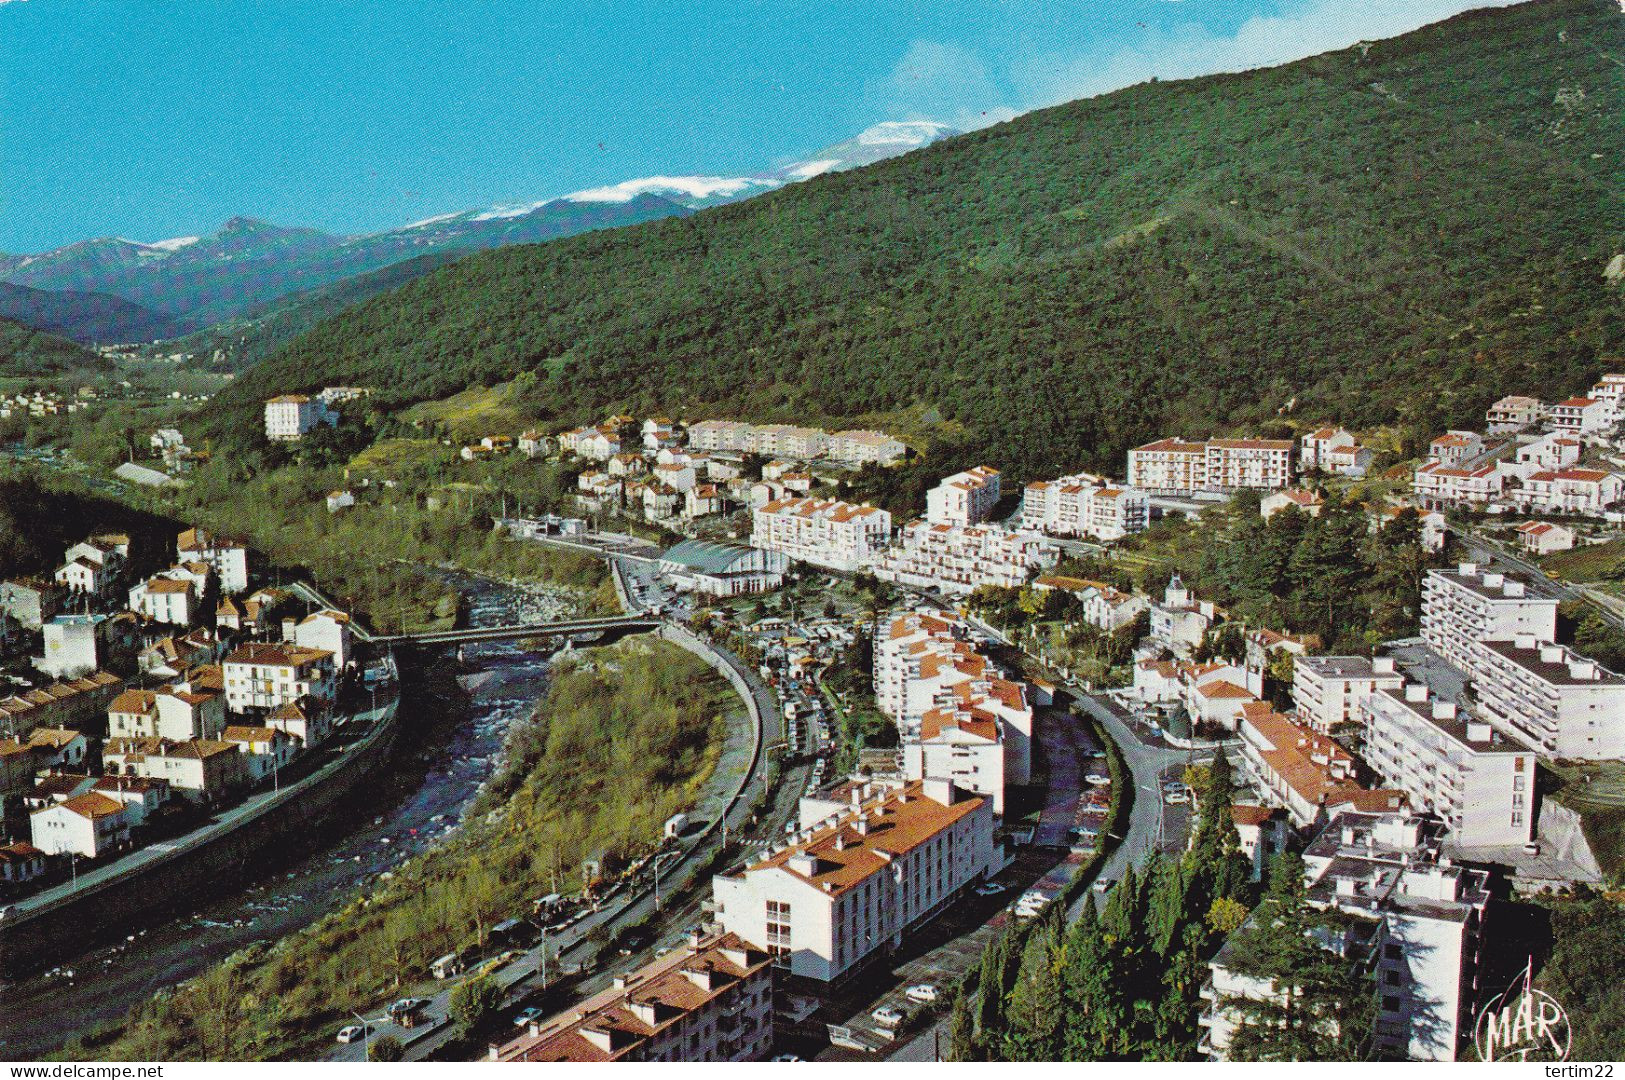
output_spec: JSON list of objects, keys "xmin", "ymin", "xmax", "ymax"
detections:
[{"xmin": 0, "ymin": 574, "xmax": 578, "ymax": 1058}]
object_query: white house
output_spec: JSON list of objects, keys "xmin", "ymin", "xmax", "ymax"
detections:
[
  {"xmin": 128, "ymin": 577, "xmax": 199, "ymax": 626},
  {"xmin": 1514, "ymin": 520, "xmax": 1574, "ymax": 555},
  {"xmin": 925, "ymin": 466, "xmax": 1001, "ymax": 526},
  {"xmin": 292, "ymin": 609, "xmax": 354, "ymax": 670},
  {"xmin": 29, "ymin": 792, "xmax": 133, "ymax": 858},
  {"xmin": 1260, "ymin": 488, "xmax": 1324, "ymax": 519},
  {"xmin": 871, "ymin": 521, "xmax": 1057, "ymax": 596},
  {"xmin": 263, "ymin": 395, "xmax": 336, "ymax": 441},
  {"xmin": 1020, "ymin": 473, "xmax": 1148, "ymax": 541},
  {"xmin": 222, "ymin": 642, "xmax": 337, "ymax": 714},
  {"xmin": 176, "ymin": 528, "xmax": 250, "ymax": 595},
  {"xmin": 38, "ymin": 615, "xmax": 99, "ymax": 679}
]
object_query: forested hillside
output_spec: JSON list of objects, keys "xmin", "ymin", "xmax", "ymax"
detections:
[
  {"xmin": 214, "ymin": 0, "xmax": 1625, "ymax": 477},
  {"xmin": 0, "ymin": 316, "xmax": 109, "ymax": 377}
]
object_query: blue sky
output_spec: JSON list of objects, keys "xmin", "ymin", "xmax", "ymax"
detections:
[{"xmin": 0, "ymin": 0, "xmax": 1510, "ymax": 252}]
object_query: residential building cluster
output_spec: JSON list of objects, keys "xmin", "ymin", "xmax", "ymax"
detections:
[
  {"xmin": 1126, "ymin": 437, "xmax": 1295, "ymax": 496},
  {"xmin": 1020, "ymin": 471, "xmax": 1150, "ymax": 541},
  {"xmin": 0, "ymin": 524, "xmax": 357, "ymax": 884},
  {"xmin": 1412, "ymin": 373, "xmax": 1625, "ymax": 516}
]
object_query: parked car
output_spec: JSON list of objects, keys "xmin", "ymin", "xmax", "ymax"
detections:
[
  {"xmin": 905, "ymin": 984, "xmax": 940, "ymax": 1004},
  {"xmin": 973, "ymin": 882, "xmax": 1008, "ymax": 897},
  {"xmin": 872, "ymin": 1006, "xmax": 906, "ymax": 1028},
  {"xmin": 1164, "ymin": 789, "xmax": 1189, "ymax": 805},
  {"xmin": 1085, "ymin": 772, "xmax": 1111, "ymax": 786},
  {"xmin": 514, "ymin": 1007, "xmax": 544, "ymax": 1027},
  {"xmin": 336, "ymin": 1025, "xmax": 366, "ymax": 1044}
]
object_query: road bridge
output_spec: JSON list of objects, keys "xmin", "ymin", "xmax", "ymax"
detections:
[{"xmin": 369, "ymin": 615, "xmax": 661, "ymax": 647}]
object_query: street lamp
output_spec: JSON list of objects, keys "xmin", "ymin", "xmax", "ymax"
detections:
[{"xmin": 351, "ymin": 1011, "xmax": 372, "ymax": 1059}]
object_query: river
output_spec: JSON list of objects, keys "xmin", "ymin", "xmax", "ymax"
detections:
[{"xmin": 0, "ymin": 574, "xmax": 580, "ymax": 1058}]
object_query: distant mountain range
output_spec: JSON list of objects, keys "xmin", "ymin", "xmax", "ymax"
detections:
[{"xmin": 0, "ymin": 122, "xmax": 960, "ymax": 343}]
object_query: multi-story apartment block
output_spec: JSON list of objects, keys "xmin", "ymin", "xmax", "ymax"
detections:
[
  {"xmin": 263, "ymin": 395, "xmax": 336, "ymax": 441},
  {"xmin": 1020, "ymin": 473, "xmax": 1149, "ymax": 541},
  {"xmin": 1202, "ymin": 812, "xmax": 1492, "ymax": 1062},
  {"xmin": 926, "ymin": 466, "xmax": 1001, "ymax": 526},
  {"xmin": 1361, "ymin": 682, "xmax": 1535, "ymax": 847},
  {"xmin": 874, "ymin": 611, "xmax": 1033, "ymax": 801},
  {"xmin": 748, "ymin": 425, "xmax": 827, "ymax": 460},
  {"xmin": 1546, "ymin": 396, "xmax": 1608, "ymax": 434},
  {"xmin": 826, "ymin": 430, "xmax": 907, "ymax": 466},
  {"xmin": 1464, "ymin": 634, "xmax": 1625, "ymax": 759},
  {"xmin": 750, "ymin": 497, "xmax": 892, "ymax": 573},
  {"xmin": 177, "ymin": 527, "xmax": 250, "ymax": 595},
  {"xmin": 1126, "ymin": 438, "xmax": 1208, "ymax": 495},
  {"xmin": 712, "ymin": 778, "xmax": 996, "ymax": 981},
  {"xmin": 1486, "ymin": 395, "xmax": 1544, "ymax": 432},
  {"xmin": 684, "ymin": 419, "xmax": 755, "ymax": 453},
  {"xmin": 1510, "ymin": 432, "xmax": 1582, "ymax": 474},
  {"xmin": 1204, "ymin": 439, "xmax": 1295, "ymax": 492},
  {"xmin": 1299, "ymin": 426, "xmax": 1374, "ymax": 478},
  {"xmin": 489, "ymin": 931, "xmax": 773, "ymax": 1062},
  {"xmin": 1412, "ymin": 461, "xmax": 1503, "ymax": 509},
  {"xmin": 1512, "ymin": 467, "xmax": 1623, "ymax": 516},
  {"xmin": 1293, "ymin": 655, "xmax": 1403, "ymax": 734},
  {"xmin": 128, "ymin": 576, "xmax": 199, "ymax": 626},
  {"xmin": 221, "ymin": 642, "xmax": 337, "ymax": 715},
  {"xmin": 1420, "ymin": 564, "xmax": 1559, "ymax": 674},
  {"xmin": 871, "ymin": 521, "xmax": 1057, "ymax": 596}
]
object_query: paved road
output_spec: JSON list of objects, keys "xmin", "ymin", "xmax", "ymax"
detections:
[{"xmin": 1452, "ymin": 528, "xmax": 1625, "ymax": 633}]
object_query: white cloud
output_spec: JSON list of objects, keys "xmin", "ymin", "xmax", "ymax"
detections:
[{"xmin": 873, "ymin": 0, "xmax": 1523, "ymax": 132}]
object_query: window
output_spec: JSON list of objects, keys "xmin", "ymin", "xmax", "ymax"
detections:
[{"xmin": 1384, "ymin": 971, "xmax": 1401, "ymax": 987}]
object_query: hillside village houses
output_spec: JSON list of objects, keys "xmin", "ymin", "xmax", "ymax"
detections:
[
  {"xmin": 1033, "ymin": 575, "xmax": 1148, "ymax": 633},
  {"xmin": 1515, "ymin": 519, "xmax": 1574, "ymax": 554},
  {"xmin": 1259, "ymin": 488, "xmax": 1323, "ymax": 520},
  {"xmin": 1019, "ymin": 472, "xmax": 1149, "ymax": 541},
  {"xmin": 0, "ymin": 523, "xmax": 363, "ymax": 864},
  {"xmin": 1298, "ymin": 426, "xmax": 1374, "ymax": 477}
]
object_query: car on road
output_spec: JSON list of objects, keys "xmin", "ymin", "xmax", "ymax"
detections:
[
  {"xmin": 973, "ymin": 882, "xmax": 1008, "ymax": 897},
  {"xmin": 905, "ymin": 984, "xmax": 940, "ymax": 1004},
  {"xmin": 336, "ymin": 1025, "xmax": 366, "ymax": 1044},
  {"xmin": 387, "ymin": 997, "xmax": 429, "ymax": 1021},
  {"xmin": 1092, "ymin": 877, "xmax": 1116, "ymax": 894},
  {"xmin": 514, "ymin": 1007, "xmax": 544, "ymax": 1027},
  {"xmin": 872, "ymin": 1006, "xmax": 906, "ymax": 1028}
]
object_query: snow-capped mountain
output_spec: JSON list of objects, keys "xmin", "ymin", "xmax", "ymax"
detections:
[{"xmin": 0, "ymin": 120, "xmax": 962, "ymax": 336}]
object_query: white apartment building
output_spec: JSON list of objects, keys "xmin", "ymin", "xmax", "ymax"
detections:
[
  {"xmin": 1293, "ymin": 655, "xmax": 1403, "ymax": 734},
  {"xmin": 292, "ymin": 609, "xmax": 354, "ymax": 670},
  {"xmin": 221, "ymin": 642, "xmax": 337, "ymax": 714},
  {"xmin": 1512, "ymin": 467, "xmax": 1623, "ymax": 516},
  {"xmin": 1511, "ymin": 432, "xmax": 1582, "ymax": 474},
  {"xmin": 1203, "ymin": 812, "xmax": 1492, "ymax": 1062},
  {"xmin": 490, "ymin": 932, "xmax": 774, "ymax": 1063},
  {"xmin": 177, "ymin": 527, "xmax": 250, "ymax": 595},
  {"xmin": 827, "ymin": 430, "xmax": 907, "ymax": 466},
  {"xmin": 128, "ymin": 576, "xmax": 199, "ymax": 626},
  {"xmin": 711, "ymin": 778, "xmax": 996, "ymax": 981},
  {"xmin": 1588, "ymin": 373, "xmax": 1625, "ymax": 424},
  {"xmin": 749, "ymin": 424, "xmax": 828, "ymax": 459},
  {"xmin": 684, "ymin": 419, "xmax": 754, "ymax": 453},
  {"xmin": 871, "ymin": 521, "xmax": 1057, "ymax": 597},
  {"xmin": 1020, "ymin": 473, "xmax": 1149, "ymax": 541},
  {"xmin": 1361, "ymin": 682, "xmax": 1535, "ymax": 847},
  {"xmin": 1464, "ymin": 634, "xmax": 1625, "ymax": 759},
  {"xmin": 1126, "ymin": 438, "xmax": 1208, "ymax": 495},
  {"xmin": 903, "ymin": 707, "xmax": 1006, "ymax": 812},
  {"xmin": 1204, "ymin": 439, "xmax": 1295, "ymax": 492},
  {"xmin": 1546, "ymin": 396, "xmax": 1608, "ymax": 434},
  {"xmin": 1300, "ymin": 427, "xmax": 1374, "ymax": 478},
  {"xmin": 750, "ymin": 497, "xmax": 892, "ymax": 573},
  {"xmin": 1420, "ymin": 564, "xmax": 1559, "ymax": 674},
  {"xmin": 102, "ymin": 737, "xmax": 244, "ymax": 803},
  {"xmin": 926, "ymin": 466, "xmax": 1001, "ymax": 526},
  {"xmin": 1412, "ymin": 461, "xmax": 1503, "ymax": 509},
  {"xmin": 1487, "ymin": 395, "xmax": 1544, "ymax": 432},
  {"xmin": 263, "ymin": 395, "xmax": 336, "ymax": 441}
]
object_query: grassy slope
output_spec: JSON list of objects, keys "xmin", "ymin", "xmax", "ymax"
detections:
[
  {"xmin": 212, "ymin": 0, "xmax": 1624, "ymax": 477},
  {"xmin": 0, "ymin": 315, "xmax": 109, "ymax": 377}
]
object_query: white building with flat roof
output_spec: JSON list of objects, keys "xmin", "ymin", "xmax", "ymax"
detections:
[
  {"xmin": 1361, "ymin": 682, "xmax": 1535, "ymax": 847},
  {"xmin": 263, "ymin": 395, "xmax": 336, "ymax": 441},
  {"xmin": 1420, "ymin": 564, "xmax": 1559, "ymax": 674},
  {"xmin": 711, "ymin": 778, "xmax": 996, "ymax": 982},
  {"xmin": 1202, "ymin": 812, "xmax": 1492, "ymax": 1062},
  {"xmin": 1293, "ymin": 655, "xmax": 1403, "ymax": 735},
  {"xmin": 1464, "ymin": 634, "xmax": 1625, "ymax": 760},
  {"xmin": 871, "ymin": 521, "xmax": 1057, "ymax": 596}
]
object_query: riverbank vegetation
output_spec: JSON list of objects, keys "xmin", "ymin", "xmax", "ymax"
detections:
[{"xmin": 69, "ymin": 636, "xmax": 730, "ymax": 1061}]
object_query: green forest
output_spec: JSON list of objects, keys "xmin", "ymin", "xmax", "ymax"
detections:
[
  {"xmin": 209, "ymin": 0, "xmax": 1622, "ymax": 479},
  {"xmin": 0, "ymin": 316, "xmax": 107, "ymax": 378}
]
